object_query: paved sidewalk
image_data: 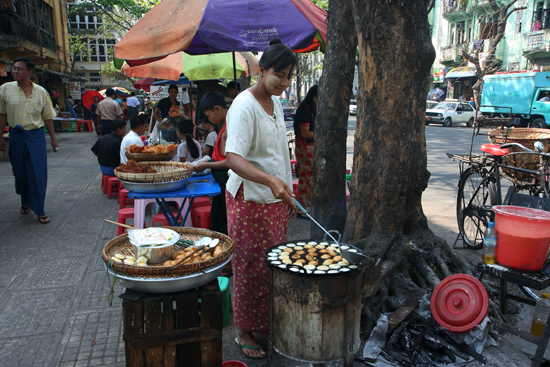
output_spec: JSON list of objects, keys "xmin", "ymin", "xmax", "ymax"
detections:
[
  {"xmin": 0, "ymin": 131, "xmax": 315, "ymax": 367},
  {"xmin": 0, "ymin": 130, "xmax": 547, "ymax": 367}
]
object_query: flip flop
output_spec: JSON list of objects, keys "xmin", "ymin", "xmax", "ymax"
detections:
[
  {"xmin": 37, "ymin": 215, "xmax": 50, "ymax": 224},
  {"xmin": 20, "ymin": 206, "xmax": 30, "ymax": 215},
  {"xmin": 234, "ymin": 337, "xmax": 266, "ymax": 359}
]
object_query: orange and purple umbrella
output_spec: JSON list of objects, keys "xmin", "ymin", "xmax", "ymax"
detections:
[{"xmin": 114, "ymin": 0, "xmax": 327, "ymax": 66}]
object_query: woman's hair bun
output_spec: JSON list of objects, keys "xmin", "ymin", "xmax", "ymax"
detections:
[{"xmin": 269, "ymin": 38, "xmax": 282, "ymax": 46}]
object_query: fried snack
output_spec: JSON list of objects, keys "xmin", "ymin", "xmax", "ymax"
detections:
[
  {"xmin": 213, "ymin": 245, "xmax": 224, "ymax": 257},
  {"xmin": 155, "ymin": 144, "xmax": 166, "ymax": 153},
  {"xmin": 117, "ymin": 160, "xmax": 157, "ymax": 173},
  {"xmin": 143, "ymin": 145, "xmax": 156, "ymax": 153}
]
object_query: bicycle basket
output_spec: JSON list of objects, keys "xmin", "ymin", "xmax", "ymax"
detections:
[{"xmin": 488, "ymin": 128, "xmax": 550, "ymax": 181}]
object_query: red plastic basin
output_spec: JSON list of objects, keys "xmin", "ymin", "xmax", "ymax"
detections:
[
  {"xmin": 493, "ymin": 205, "xmax": 550, "ymax": 272},
  {"xmin": 222, "ymin": 362, "xmax": 247, "ymax": 367}
]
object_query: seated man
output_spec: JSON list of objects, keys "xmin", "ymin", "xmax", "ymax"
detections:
[
  {"xmin": 540, "ymin": 91, "xmax": 550, "ymax": 102},
  {"xmin": 120, "ymin": 116, "xmax": 147, "ymax": 164},
  {"xmin": 91, "ymin": 119, "xmax": 126, "ymax": 176}
]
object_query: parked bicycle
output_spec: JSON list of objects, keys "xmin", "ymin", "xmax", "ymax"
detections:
[{"xmin": 447, "ymin": 128, "xmax": 550, "ymax": 251}]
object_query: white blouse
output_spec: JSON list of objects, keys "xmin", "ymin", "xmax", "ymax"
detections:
[
  {"xmin": 225, "ymin": 90, "xmax": 292, "ymax": 204},
  {"xmin": 120, "ymin": 130, "xmax": 143, "ymax": 164}
]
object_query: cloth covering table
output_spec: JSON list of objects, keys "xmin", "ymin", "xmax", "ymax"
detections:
[{"xmin": 128, "ymin": 174, "xmax": 220, "ymax": 228}]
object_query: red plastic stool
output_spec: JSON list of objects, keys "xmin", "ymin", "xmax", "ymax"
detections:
[
  {"xmin": 117, "ymin": 208, "xmax": 135, "ymax": 236},
  {"xmin": 191, "ymin": 196, "xmax": 211, "ymax": 211},
  {"xmin": 192, "ymin": 206, "xmax": 212, "ymax": 229},
  {"xmin": 152, "ymin": 212, "xmax": 179, "ymax": 227},
  {"xmin": 292, "ymin": 180, "xmax": 299, "ymax": 197},
  {"xmin": 101, "ymin": 174, "xmax": 114, "ymax": 194},
  {"xmin": 118, "ymin": 189, "xmax": 134, "ymax": 209},
  {"xmin": 77, "ymin": 120, "xmax": 93, "ymax": 132},
  {"xmin": 107, "ymin": 177, "xmax": 121, "ymax": 199},
  {"xmin": 290, "ymin": 159, "xmax": 297, "ymax": 176}
]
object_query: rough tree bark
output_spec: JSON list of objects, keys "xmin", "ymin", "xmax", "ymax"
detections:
[
  {"xmin": 311, "ymin": 0, "xmax": 475, "ymax": 338},
  {"xmin": 311, "ymin": 0, "xmax": 357, "ymax": 237}
]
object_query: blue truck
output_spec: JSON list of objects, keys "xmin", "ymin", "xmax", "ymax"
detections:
[{"xmin": 478, "ymin": 71, "xmax": 550, "ymax": 128}]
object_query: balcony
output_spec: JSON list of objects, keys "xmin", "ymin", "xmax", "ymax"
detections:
[
  {"xmin": 471, "ymin": 0, "xmax": 506, "ymax": 14},
  {"xmin": 523, "ymin": 30, "xmax": 550, "ymax": 59},
  {"xmin": 440, "ymin": 44, "xmax": 465, "ymax": 66},
  {"xmin": 443, "ymin": 2, "xmax": 473, "ymax": 21}
]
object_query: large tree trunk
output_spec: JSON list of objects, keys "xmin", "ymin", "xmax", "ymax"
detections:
[
  {"xmin": 344, "ymin": 0, "xmax": 434, "ymax": 245},
  {"xmin": 311, "ymin": 0, "xmax": 357, "ymax": 237}
]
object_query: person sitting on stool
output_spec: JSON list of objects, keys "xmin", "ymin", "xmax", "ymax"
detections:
[{"xmin": 91, "ymin": 119, "xmax": 126, "ymax": 176}]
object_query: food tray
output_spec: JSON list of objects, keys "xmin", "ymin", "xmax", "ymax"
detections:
[
  {"xmin": 125, "ymin": 151, "xmax": 177, "ymax": 162},
  {"xmin": 104, "ymin": 256, "xmax": 231, "ymax": 293},
  {"xmin": 102, "ymin": 227, "xmax": 233, "ymax": 277},
  {"xmin": 489, "ymin": 128, "xmax": 550, "ymax": 181},
  {"xmin": 115, "ymin": 161, "xmax": 193, "ymax": 183},
  {"xmin": 119, "ymin": 179, "xmax": 188, "ymax": 193}
]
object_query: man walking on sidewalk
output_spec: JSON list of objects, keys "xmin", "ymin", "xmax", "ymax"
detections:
[
  {"xmin": 126, "ymin": 92, "xmax": 140, "ymax": 123},
  {"xmin": 97, "ymin": 88, "xmax": 123, "ymax": 136},
  {"xmin": 0, "ymin": 57, "xmax": 59, "ymax": 224}
]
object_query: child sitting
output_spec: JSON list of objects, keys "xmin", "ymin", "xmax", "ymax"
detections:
[{"xmin": 176, "ymin": 118, "xmax": 202, "ymax": 163}]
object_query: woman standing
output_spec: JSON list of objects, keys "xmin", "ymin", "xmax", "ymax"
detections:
[
  {"xmin": 293, "ymin": 85, "xmax": 317, "ymax": 213},
  {"xmin": 91, "ymin": 96, "xmax": 101, "ymax": 136},
  {"xmin": 225, "ymin": 39, "xmax": 297, "ymax": 359}
]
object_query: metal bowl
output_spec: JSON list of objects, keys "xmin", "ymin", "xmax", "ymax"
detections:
[
  {"xmin": 104, "ymin": 255, "xmax": 232, "ymax": 293},
  {"xmin": 120, "ymin": 178, "xmax": 188, "ymax": 193}
]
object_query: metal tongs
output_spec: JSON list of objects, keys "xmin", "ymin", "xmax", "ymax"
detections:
[{"xmin": 291, "ymin": 198, "xmax": 370, "ymax": 264}]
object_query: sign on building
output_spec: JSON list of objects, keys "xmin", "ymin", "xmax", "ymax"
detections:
[{"xmin": 69, "ymin": 82, "xmax": 81, "ymax": 99}]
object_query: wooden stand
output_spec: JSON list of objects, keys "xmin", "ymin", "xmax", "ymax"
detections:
[
  {"xmin": 478, "ymin": 263, "xmax": 550, "ymax": 367},
  {"xmin": 122, "ymin": 281, "xmax": 223, "ymax": 367}
]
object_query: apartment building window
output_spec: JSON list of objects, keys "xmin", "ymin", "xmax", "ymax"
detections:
[
  {"xmin": 67, "ymin": 5, "xmax": 103, "ymax": 30},
  {"xmin": 90, "ymin": 72, "xmax": 101, "ymax": 83},
  {"xmin": 74, "ymin": 38, "xmax": 115, "ymax": 62},
  {"xmin": 532, "ymin": 1, "xmax": 550, "ymax": 31},
  {"xmin": 516, "ymin": 0, "xmax": 524, "ymax": 33},
  {"xmin": 479, "ymin": 15, "xmax": 499, "ymax": 39},
  {"xmin": 449, "ymin": 21, "xmax": 470, "ymax": 46}
]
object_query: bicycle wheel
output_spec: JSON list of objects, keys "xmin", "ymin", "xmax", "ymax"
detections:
[{"xmin": 457, "ymin": 167, "xmax": 497, "ymax": 250}]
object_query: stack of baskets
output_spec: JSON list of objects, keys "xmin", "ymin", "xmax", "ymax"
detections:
[
  {"xmin": 488, "ymin": 127, "xmax": 550, "ymax": 181},
  {"xmin": 115, "ymin": 161, "xmax": 193, "ymax": 183},
  {"xmin": 102, "ymin": 227, "xmax": 233, "ymax": 277}
]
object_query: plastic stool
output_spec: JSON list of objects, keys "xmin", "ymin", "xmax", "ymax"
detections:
[
  {"xmin": 107, "ymin": 177, "xmax": 121, "ymax": 199},
  {"xmin": 152, "ymin": 212, "xmax": 179, "ymax": 226},
  {"xmin": 292, "ymin": 180, "xmax": 299, "ymax": 197},
  {"xmin": 218, "ymin": 277, "xmax": 232, "ymax": 328},
  {"xmin": 77, "ymin": 120, "xmax": 93, "ymax": 132},
  {"xmin": 102, "ymin": 174, "xmax": 115, "ymax": 194},
  {"xmin": 67, "ymin": 120, "xmax": 77, "ymax": 132},
  {"xmin": 117, "ymin": 208, "xmax": 135, "ymax": 236},
  {"xmin": 192, "ymin": 206, "xmax": 212, "ymax": 229},
  {"xmin": 118, "ymin": 189, "xmax": 134, "ymax": 209},
  {"xmin": 191, "ymin": 196, "xmax": 211, "ymax": 211}
]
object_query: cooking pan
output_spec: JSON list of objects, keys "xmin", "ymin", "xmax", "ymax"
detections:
[{"xmin": 291, "ymin": 198, "xmax": 370, "ymax": 265}]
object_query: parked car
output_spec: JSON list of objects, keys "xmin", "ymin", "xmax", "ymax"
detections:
[
  {"xmin": 426, "ymin": 100, "xmax": 439, "ymax": 110},
  {"xmin": 349, "ymin": 99, "xmax": 357, "ymax": 115},
  {"xmin": 425, "ymin": 101, "xmax": 475, "ymax": 127},
  {"xmin": 281, "ymin": 99, "xmax": 296, "ymax": 121}
]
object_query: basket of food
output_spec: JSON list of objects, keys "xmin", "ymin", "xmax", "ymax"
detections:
[
  {"xmin": 102, "ymin": 227, "xmax": 233, "ymax": 278},
  {"xmin": 125, "ymin": 143, "xmax": 178, "ymax": 162},
  {"xmin": 488, "ymin": 127, "xmax": 550, "ymax": 181},
  {"xmin": 115, "ymin": 160, "xmax": 192, "ymax": 183}
]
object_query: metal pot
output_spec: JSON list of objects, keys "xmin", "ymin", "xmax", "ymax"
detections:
[
  {"xmin": 266, "ymin": 240, "xmax": 364, "ymax": 366},
  {"xmin": 128, "ymin": 228, "xmax": 179, "ymax": 263}
]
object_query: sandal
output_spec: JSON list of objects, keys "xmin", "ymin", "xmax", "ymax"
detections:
[
  {"xmin": 234, "ymin": 337, "xmax": 266, "ymax": 359},
  {"xmin": 37, "ymin": 215, "xmax": 50, "ymax": 224},
  {"xmin": 20, "ymin": 206, "xmax": 30, "ymax": 215}
]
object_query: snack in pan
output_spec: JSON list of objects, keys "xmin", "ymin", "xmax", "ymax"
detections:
[{"xmin": 268, "ymin": 243, "xmax": 352, "ymax": 274}]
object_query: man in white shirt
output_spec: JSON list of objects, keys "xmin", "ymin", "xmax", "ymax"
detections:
[
  {"xmin": 120, "ymin": 116, "xmax": 147, "ymax": 164},
  {"xmin": 126, "ymin": 92, "xmax": 140, "ymax": 122}
]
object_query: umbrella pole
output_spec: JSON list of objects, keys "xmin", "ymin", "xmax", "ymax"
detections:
[{"xmin": 232, "ymin": 51, "xmax": 237, "ymax": 89}]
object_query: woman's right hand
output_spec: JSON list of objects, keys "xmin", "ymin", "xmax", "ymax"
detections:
[
  {"xmin": 268, "ymin": 177, "xmax": 297, "ymax": 212},
  {"xmin": 194, "ymin": 162, "xmax": 207, "ymax": 173}
]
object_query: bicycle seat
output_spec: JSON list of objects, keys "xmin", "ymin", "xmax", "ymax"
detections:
[{"xmin": 480, "ymin": 143, "xmax": 509, "ymax": 156}]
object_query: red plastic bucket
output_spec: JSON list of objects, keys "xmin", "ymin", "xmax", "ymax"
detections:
[
  {"xmin": 493, "ymin": 205, "xmax": 550, "ymax": 271},
  {"xmin": 222, "ymin": 362, "xmax": 247, "ymax": 367}
]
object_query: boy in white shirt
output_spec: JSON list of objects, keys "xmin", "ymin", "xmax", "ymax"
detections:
[{"xmin": 120, "ymin": 116, "xmax": 147, "ymax": 164}]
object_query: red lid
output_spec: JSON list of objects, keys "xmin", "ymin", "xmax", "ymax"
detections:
[{"xmin": 431, "ymin": 274, "xmax": 489, "ymax": 332}]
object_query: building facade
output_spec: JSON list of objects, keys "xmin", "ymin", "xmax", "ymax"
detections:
[
  {"xmin": 0, "ymin": 0, "xmax": 71, "ymax": 98},
  {"xmin": 430, "ymin": 0, "xmax": 550, "ymax": 98}
]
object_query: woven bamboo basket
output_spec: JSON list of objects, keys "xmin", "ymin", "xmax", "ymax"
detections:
[
  {"xmin": 102, "ymin": 227, "xmax": 233, "ymax": 278},
  {"xmin": 125, "ymin": 151, "xmax": 177, "ymax": 162},
  {"xmin": 115, "ymin": 161, "xmax": 193, "ymax": 183},
  {"xmin": 489, "ymin": 128, "xmax": 550, "ymax": 181}
]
